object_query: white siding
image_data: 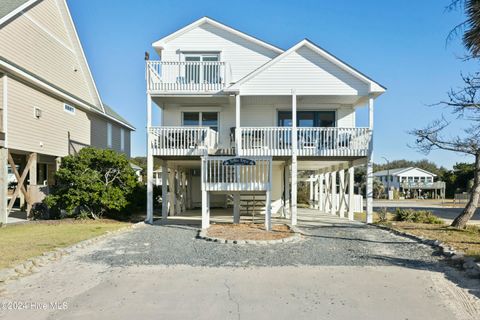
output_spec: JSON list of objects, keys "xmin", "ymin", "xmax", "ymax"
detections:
[
  {"xmin": 160, "ymin": 23, "xmax": 279, "ymax": 83},
  {"xmin": 239, "ymin": 46, "xmax": 369, "ymax": 96}
]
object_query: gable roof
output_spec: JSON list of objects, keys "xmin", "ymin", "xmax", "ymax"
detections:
[
  {"xmin": 226, "ymin": 39, "xmax": 386, "ymax": 94},
  {"xmin": 374, "ymin": 167, "xmax": 437, "ymax": 177},
  {"xmin": 0, "ymin": 0, "xmax": 35, "ymax": 24},
  {"xmin": 152, "ymin": 16, "xmax": 284, "ymax": 55},
  {"xmin": 102, "ymin": 103, "xmax": 134, "ymax": 130}
]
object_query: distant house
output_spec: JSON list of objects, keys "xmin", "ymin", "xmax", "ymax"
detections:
[
  {"xmin": 374, "ymin": 167, "xmax": 445, "ymax": 199},
  {"xmin": 0, "ymin": 0, "xmax": 135, "ymax": 223}
]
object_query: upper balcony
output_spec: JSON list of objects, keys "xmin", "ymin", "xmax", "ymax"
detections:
[{"xmin": 146, "ymin": 60, "xmax": 230, "ymax": 94}]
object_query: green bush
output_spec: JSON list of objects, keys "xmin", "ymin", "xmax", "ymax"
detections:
[
  {"xmin": 44, "ymin": 147, "xmax": 137, "ymax": 219},
  {"xmin": 394, "ymin": 208, "xmax": 444, "ymax": 224}
]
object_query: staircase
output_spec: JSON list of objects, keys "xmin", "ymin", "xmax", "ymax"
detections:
[{"xmin": 227, "ymin": 192, "xmax": 267, "ymax": 221}]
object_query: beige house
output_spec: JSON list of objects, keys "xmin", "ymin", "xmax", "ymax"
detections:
[{"xmin": 0, "ymin": 0, "xmax": 135, "ymax": 223}]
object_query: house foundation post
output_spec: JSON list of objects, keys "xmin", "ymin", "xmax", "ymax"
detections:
[
  {"xmin": 283, "ymin": 162, "xmax": 290, "ymax": 218},
  {"xmin": 0, "ymin": 148, "xmax": 7, "ymax": 225},
  {"xmin": 146, "ymin": 93, "xmax": 154, "ymax": 224},
  {"xmin": 233, "ymin": 193, "xmax": 240, "ymax": 223},
  {"xmin": 314, "ymin": 173, "xmax": 319, "ymax": 209},
  {"xmin": 338, "ymin": 169, "xmax": 346, "ymax": 218},
  {"xmin": 348, "ymin": 166, "xmax": 355, "ymax": 220},
  {"xmin": 330, "ymin": 170, "xmax": 337, "ymax": 215},
  {"xmin": 291, "ymin": 90, "xmax": 298, "ymax": 226},
  {"xmin": 161, "ymin": 160, "xmax": 168, "ymax": 219},
  {"xmin": 318, "ymin": 172, "xmax": 324, "ymax": 212},
  {"xmin": 309, "ymin": 175, "xmax": 314, "ymax": 208},
  {"xmin": 265, "ymin": 159, "xmax": 273, "ymax": 231},
  {"xmin": 168, "ymin": 169, "xmax": 176, "ymax": 216},
  {"xmin": 201, "ymin": 157, "xmax": 209, "ymax": 229},
  {"xmin": 324, "ymin": 172, "xmax": 331, "ymax": 213},
  {"xmin": 366, "ymin": 95, "xmax": 375, "ymax": 223}
]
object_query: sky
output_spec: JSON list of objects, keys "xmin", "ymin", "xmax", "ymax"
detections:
[{"xmin": 68, "ymin": 0, "xmax": 478, "ymax": 169}]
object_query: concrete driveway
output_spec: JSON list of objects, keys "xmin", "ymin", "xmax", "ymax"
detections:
[{"xmin": 1, "ymin": 209, "xmax": 479, "ymax": 320}]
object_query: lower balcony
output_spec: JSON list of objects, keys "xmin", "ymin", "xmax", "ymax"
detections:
[
  {"xmin": 238, "ymin": 127, "xmax": 371, "ymax": 157},
  {"xmin": 149, "ymin": 126, "xmax": 371, "ymax": 157},
  {"xmin": 149, "ymin": 126, "xmax": 219, "ymax": 156}
]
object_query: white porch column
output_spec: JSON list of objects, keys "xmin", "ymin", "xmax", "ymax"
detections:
[
  {"xmin": 330, "ymin": 170, "xmax": 337, "ymax": 215},
  {"xmin": 233, "ymin": 193, "xmax": 240, "ymax": 223},
  {"xmin": 146, "ymin": 93, "xmax": 154, "ymax": 224},
  {"xmin": 366, "ymin": 96, "xmax": 374, "ymax": 223},
  {"xmin": 348, "ymin": 166, "xmax": 355, "ymax": 221},
  {"xmin": 314, "ymin": 174, "xmax": 319, "ymax": 209},
  {"xmin": 338, "ymin": 169, "xmax": 346, "ymax": 218},
  {"xmin": 265, "ymin": 159, "xmax": 273, "ymax": 231},
  {"xmin": 291, "ymin": 90, "xmax": 298, "ymax": 226},
  {"xmin": 201, "ymin": 157, "xmax": 210, "ymax": 229},
  {"xmin": 324, "ymin": 172, "xmax": 330, "ymax": 213},
  {"xmin": 318, "ymin": 173, "xmax": 324, "ymax": 212},
  {"xmin": 235, "ymin": 94, "xmax": 241, "ymax": 155},
  {"xmin": 283, "ymin": 162, "xmax": 290, "ymax": 218},
  {"xmin": 161, "ymin": 160, "xmax": 168, "ymax": 220},
  {"xmin": 309, "ymin": 174, "xmax": 314, "ymax": 208},
  {"xmin": 0, "ymin": 148, "xmax": 8, "ymax": 225},
  {"xmin": 168, "ymin": 169, "xmax": 176, "ymax": 216}
]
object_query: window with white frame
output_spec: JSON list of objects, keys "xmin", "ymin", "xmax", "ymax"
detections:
[
  {"xmin": 182, "ymin": 112, "xmax": 218, "ymax": 131},
  {"xmin": 64, "ymin": 103, "xmax": 75, "ymax": 115},
  {"xmin": 120, "ymin": 128, "xmax": 125, "ymax": 151},
  {"xmin": 183, "ymin": 53, "xmax": 220, "ymax": 84},
  {"xmin": 107, "ymin": 123, "xmax": 112, "ymax": 148}
]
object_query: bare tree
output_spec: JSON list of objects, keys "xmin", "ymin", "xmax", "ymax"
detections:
[{"xmin": 411, "ymin": 73, "xmax": 480, "ymax": 228}]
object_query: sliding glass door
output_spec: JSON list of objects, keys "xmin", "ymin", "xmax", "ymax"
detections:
[{"xmin": 278, "ymin": 111, "xmax": 336, "ymax": 127}]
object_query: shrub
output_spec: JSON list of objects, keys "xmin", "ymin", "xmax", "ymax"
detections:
[
  {"xmin": 378, "ymin": 207, "xmax": 388, "ymax": 222},
  {"xmin": 44, "ymin": 147, "xmax": 137, "ymax": 219},
  {"xmin": 394, "ymin": 208, "xmax": 444, "ymax": 224}
]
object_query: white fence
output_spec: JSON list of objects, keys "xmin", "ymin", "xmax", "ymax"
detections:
[
  {"xmin": 147, "ymin": 61, "xmax": 228, "ymax": 92},
  {"xmin": 313, "ymin": 194, "xmax": 363, "ymax": 213},
  {"xmin": 239, "ymin": 127, "xmax": 371, "ymax": 157},
  {"xmin": 202, "ymin": 156, "xmax": 272, "ymax": 191},
  {"xmin": 149, "ymin": 126, "xmax": 218, "ymax": 156}
]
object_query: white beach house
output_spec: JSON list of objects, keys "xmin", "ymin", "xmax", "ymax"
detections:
[{"xmin": 145, "ymin": 17, "xmax": 386, "ymax": 229}]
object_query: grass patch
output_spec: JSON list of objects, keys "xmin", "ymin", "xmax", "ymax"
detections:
[
  {"xmin": 0, "ymin": 220, "xmax": 130, "ymax": 269},
  {"xmin": 354, "ymin": 209, "xmax": 480, "ymax": 261},
  {"xmin": 386, "ymin": 222, "xmax": 480, "ymax": 261}
]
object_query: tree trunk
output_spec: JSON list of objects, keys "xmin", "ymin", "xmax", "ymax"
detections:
[{"xmin": 451, "ymin": 153, "xmax": 480, "ymax": 228}]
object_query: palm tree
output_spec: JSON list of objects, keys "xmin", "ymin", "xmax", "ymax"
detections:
[{"xmin": 449, "ymin": 0, "xmax": 480, "ymax": 57}]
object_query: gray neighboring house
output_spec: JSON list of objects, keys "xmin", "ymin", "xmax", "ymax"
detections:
[{"xmin": 0, "ymin": 0, "xmax": 135, "ymax": 223}]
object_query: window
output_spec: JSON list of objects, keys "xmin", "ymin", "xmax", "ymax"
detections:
[
  {"xmin": 278, "ymin": 111, "xmax": 336, "ymax": 127},
  {"xmin": 64, "ymin": 103, "xmax": 75, "ymax": 115},
  {"xmin": 182, "ymin": 112, "xmax": 218, "ymax": 131},
  {"xmin": 120, "ymin": 128, "xmax": 125, "ymax": 151},
  {"xmin": 184, "ymin": 53, "xmax": 220, "ymax": 84},
  {"xmin": 107, "ymin": 123, "xmax": 112, "ymax": 148}
]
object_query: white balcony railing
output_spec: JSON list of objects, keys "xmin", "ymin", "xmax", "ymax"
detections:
[
  {"xmin": 239, "ymin": 127, "xmax": 371, "ymax": 157},
  {"xmin": 146, "ymin": 61, "xmax": 228, "ymax": 93},
  {"xmin": 149, "ymin": 126, "xmax": 218, "ymax": 156}
]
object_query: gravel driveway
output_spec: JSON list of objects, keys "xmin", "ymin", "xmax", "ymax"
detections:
[{"xmin": 1, "ymin": 209, "xmax": 479, "ymax": 320}]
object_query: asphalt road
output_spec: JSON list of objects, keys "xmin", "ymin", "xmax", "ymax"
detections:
[{"xmin": 0, "ymin": 210, "xmax": 479, "ymax": 320}]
